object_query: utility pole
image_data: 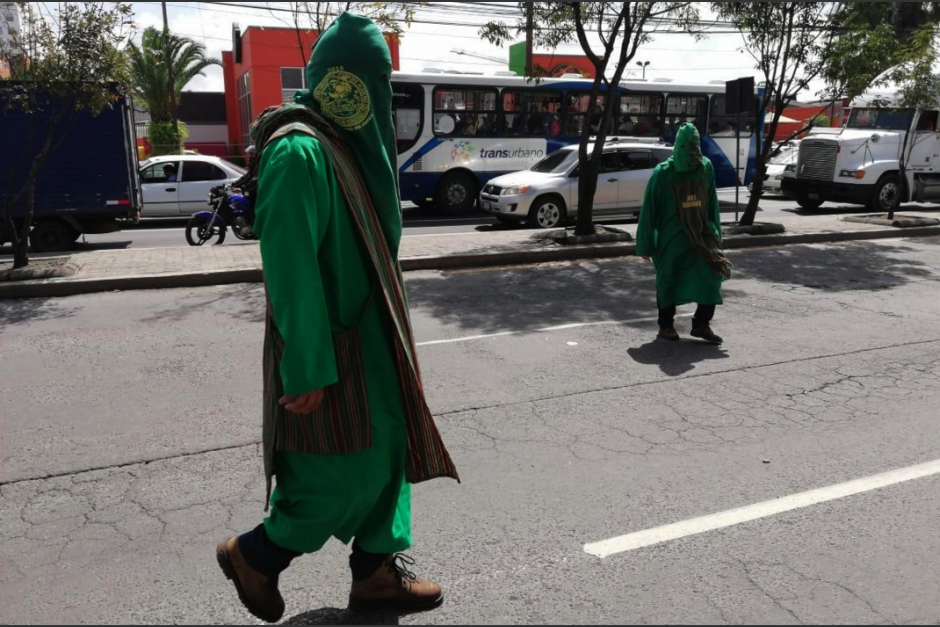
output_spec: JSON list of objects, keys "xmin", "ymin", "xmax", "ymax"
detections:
[
  {"xmin": 525, "ymin": 2, "xmax": 534, "ymax": 77},
  {"xmin": 162, "ymin": 2, "xmax": 180, "ymax": 153}
]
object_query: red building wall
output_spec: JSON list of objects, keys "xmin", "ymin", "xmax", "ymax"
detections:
[
  {"xmin": 223, "ymin": 26, "xmax": 401, "ymax": 155},
  {"xmin": 533, "ymin": 53, "xmax": 597, "ymax": 78}
]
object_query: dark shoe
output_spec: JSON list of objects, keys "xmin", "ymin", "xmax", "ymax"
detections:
[
  {"xmin": 657, "ymin": 327, "xmax": 680, "ymax": 341},
  {"xmin": 216, "ymin": 537, "xmax": 286, "ymax": 624},
  {"xmin": 691, "ymin": 325, "xmax": 724, "ymax": 345},
  {"xmin": 349, "ymin": 554, "xmax": 444, "ymax": 613}
]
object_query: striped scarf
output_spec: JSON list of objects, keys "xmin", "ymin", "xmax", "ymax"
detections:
[{"xmin": 671, "ymin": 178, "xmax": 733, "ymax": 281}]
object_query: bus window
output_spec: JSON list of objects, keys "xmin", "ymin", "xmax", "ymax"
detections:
[
  {"xmin": 708, "ymin": 95, "xmax": 759, "ymax": 137},
  {"xmin": 502, "ymin": 90, "xmax": 563, "ymax": 137},
  {"xmin": 432, "ymin": 87, "xmax": 497, "ymax": 137},
  {"xmin": 392, "ymin": 82, "xmax": 424, "ymax": 155},
  {"xmin": 665, "ymin": 95, "xmax": 707, "ymax": 138},
  {"xmin": 618, "ymin": 94, "xmax": 664, "ymax": 138},
  {"xmin": 565, "ymin": 93, "xmax": 607, "ymax": 137}
]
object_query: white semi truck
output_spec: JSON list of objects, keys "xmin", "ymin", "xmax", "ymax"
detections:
[{"xmin": 781, "ymin": 93, "xmax": 940, "ymax": 213}]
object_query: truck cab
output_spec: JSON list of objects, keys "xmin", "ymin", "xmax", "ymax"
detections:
[{"xmin": 781, "ymin": 93, "xmax": 940, "ymax": 213}]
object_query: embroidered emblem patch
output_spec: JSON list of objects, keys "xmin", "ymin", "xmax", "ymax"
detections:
[{"xmin": 314, "ymin": 67, "xmax": 372, "ymax": 131}]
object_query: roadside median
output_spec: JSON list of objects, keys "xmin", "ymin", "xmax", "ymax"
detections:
[{"xmin": 2, "ymin": 213, "xmax": 939, "ymax": 299}]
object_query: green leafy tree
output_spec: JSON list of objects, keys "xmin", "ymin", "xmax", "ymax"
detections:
[
  {"xmin": 126, "ymin": 26, "xmax": 220, "ymax": 155},
  {"xmin": 821, "ymin": 2, "xmax": 940, "ymax": 218},
  {"xmin": 482, "ymin": 2, "xmax": 699, "ymax": 236},
  {"xmin": 713, "ymin": 2, "xmax": 841, "ymax": 226},
  {"xmin": 0, "ymin": 2, "xmax": 134, "ymax": 269},
  {"xmin": 823, "ymin": 2, "xmax": 940, "ymax": 109},
  {"xmin": 809, "ymin": 114, "xmax": 831, "ymax": 129}
]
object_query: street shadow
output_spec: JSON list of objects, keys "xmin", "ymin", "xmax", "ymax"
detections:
[
  {"xmin": 407, "ymin": 258, "xmax": 659, "ymax": 335},
  {"xmin": 285, "ymin": 608, "xmax": 402, "ymax": 625},
  {"xmin": 628, "ymin": 339, "xmax": 730, "ymax": 377},
  {"xmin": 133, "ymin": 218, "xmax": 189, "ymax": 229},
  {"xmin": 0, "ymin": 296, "xmax": 76, "ymax": 331},
  {"xmin": 406, "ymin": 257, "xmax": 748, "ymax": 336},
  {"xmin": 141, "ymin": 283, "xmax": 266, "ymax": 324},
  {"xmin": 71, "ymin": 241, "xmax": 133, "ymax": 252},
  {"xmin": 782, "ymin": 202, "xmax": 940, "ymax": 217},
  {"xmin": 732, "ymin": 241, "xmax": 936, "ymax": 292}
]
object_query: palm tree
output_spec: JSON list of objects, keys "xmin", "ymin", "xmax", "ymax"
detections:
[{"xmin": 126, "ymin": 27, "xmax": 220, "ymax": 124}]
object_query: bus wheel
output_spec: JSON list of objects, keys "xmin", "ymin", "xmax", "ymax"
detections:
[
  {"xmin": 30, "ymin": 221, "xmax": 77, "ymax": 253},
  {"xmin": 868, "ymin": 174, "xmax": 902, "ymax": 214},
  {"xmin": 435, "ymin": 172, "xmax": 478, "ymax": 214}
]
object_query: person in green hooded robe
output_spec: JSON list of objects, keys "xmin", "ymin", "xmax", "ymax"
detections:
[
  {"xmin": 215, "ymin": 14, "xmax": 457, "ymax": 624},
  {"xmin": 636, "ymin": 123, "xmax": 732, "ymax": 344}
]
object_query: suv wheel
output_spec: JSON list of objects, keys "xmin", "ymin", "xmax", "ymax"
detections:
[{"xmin": 528, "ymin": 196, "xmax": 566, "ymax": 229}]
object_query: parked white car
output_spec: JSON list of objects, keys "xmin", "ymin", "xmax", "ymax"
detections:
[
  {"xmin": 139, "ymin": 155, "xmax": 246, "ymax": 217},
  {"xmin": 480, "ymin": 141, "xmax": 673, "ymax": 229},
  {"xmin": 759, "ymin": 141, "xmax": 801, "ymax": 195}
]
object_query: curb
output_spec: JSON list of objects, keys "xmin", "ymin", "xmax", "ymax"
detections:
[
  {"xmin": 1, "ymin": 226, "xmax": 938, "ymax": 299},
  {"xmin": 0, "ymin": 268, "xmax": 262, "ymax": 299}
]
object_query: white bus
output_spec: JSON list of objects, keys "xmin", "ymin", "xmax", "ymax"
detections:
[{"xmin": 391, "ymin": 72, "xmax": 765, "ymax": 213}]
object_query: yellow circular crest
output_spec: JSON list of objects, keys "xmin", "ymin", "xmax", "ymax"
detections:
[{"xmin": 314, "ymin": 68, "xmax": 373, "ymax": 131}]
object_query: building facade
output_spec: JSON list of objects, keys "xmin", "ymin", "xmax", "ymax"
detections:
[
  {"xmin": 0, "ymin": 1, "xmax": 23, "ymax": 78},
  {"xmin": 222, "ymin": 25, "xmax": 401, "ymax": 154}
]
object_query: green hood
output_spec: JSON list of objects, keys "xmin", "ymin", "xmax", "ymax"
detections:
[
  {"xmin": 672, "ymin": 123, "xmax": 707, "ymax": 173},
  {"xmin": 295, "ymin": 13, "xmax": 401, "ymax": 255}
]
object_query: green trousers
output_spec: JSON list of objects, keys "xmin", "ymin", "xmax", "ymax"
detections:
[
  {"xmin": 263, "ymin": 286, "xmax": 414, "ymax": 555},
  {"xmin": 264, "ymin": 446, "xmax": 412, "ymax": 555}
]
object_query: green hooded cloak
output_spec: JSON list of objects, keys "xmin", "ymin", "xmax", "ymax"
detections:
[
  {"xmin": 636, "ymin": 123, "xmax": 731, "ymax": 308},
  {"xmin": 296, "ymin": 14, "xmax": 402, "ymax": 258},
  {"xmin": 252, "ymin": 13, "xmax": 415, "ymax": 556}
]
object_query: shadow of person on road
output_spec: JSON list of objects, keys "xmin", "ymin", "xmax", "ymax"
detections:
[
  {"xmin": 627, "ymin": 339, "xmax": 730, "ymax": 377},
  {"xmin": 284, "ymin": 607, "xmax": 402, "ymax": 625}
]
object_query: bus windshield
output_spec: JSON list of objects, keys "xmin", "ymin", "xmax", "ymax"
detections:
[
  {"xmin": 530, "ymin": 150, "xmax": 573, "ymax": 173},
  {"xmin": 847, "ymin": 108, "xmax": 915, "ymax": 131}
]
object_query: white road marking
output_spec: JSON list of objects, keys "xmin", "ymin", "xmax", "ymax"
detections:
[
  {"xmin": 584, "ymin": 458, "xmax": 940, "ymax": 559},
  {"xmin": 402, "ymin": 231, "xmax": 488, "ymax": 239},
  {"xmin": 416, "ymin": 314, "xmax": 691, "ymax": 347}
]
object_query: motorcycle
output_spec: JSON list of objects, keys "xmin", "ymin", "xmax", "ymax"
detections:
[{"xmin": 185, "ymin": 184, "xmax": 256, "ymax": 247}]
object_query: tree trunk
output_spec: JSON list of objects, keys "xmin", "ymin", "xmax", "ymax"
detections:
[
  {"xmin": 741, "ymin": 104, "xmax": 787, "ymax": 227},
  {"xmin": 574, "ymin": 69, "xmax": 610, "ymax": 237},
  {"xmin": 739, "ymin": 161, "xmax": 765, "ymax": 227},
  {"xmin": 576, "ymin": 156, "xmax": 600, "ymax": 236},
  {"xmin": 894, "ymin": 125, "xmax": 914, "ymax": 221},
  {"xmin": 12, "ymin": 232, "xmax": 29, "ymax": 270},
  {"xmin": 13, "ymin": 179, "xmax": 36, "ymax": 270}
]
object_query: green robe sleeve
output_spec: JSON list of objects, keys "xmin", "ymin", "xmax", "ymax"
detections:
[
  {"xmin": 254, "ymin": 134, "xmax": 338, "ymax": 396},
  {"xmin": 636, "ymin": 167, "xmax": 660, "ymax": 257}
]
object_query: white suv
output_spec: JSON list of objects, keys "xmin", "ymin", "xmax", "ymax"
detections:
[{"xmin": 480, "ymin": 141, "xmax": 673, "ymax": 229}]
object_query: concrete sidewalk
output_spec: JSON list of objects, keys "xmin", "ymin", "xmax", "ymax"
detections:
[{"xmin": 2, "ymin": 213, "xmax": 939, "ymax": 298}]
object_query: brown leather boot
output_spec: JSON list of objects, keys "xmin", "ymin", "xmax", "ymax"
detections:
[
  {"xmin": 348, "ymin": 554, "xmax": 444, "ymax": 613},
  {"xmin": 691, "ymin": 325, "xmax": 724, "ymax": 345},
  {"xmin": 216, "ymin": 537, "xmax": 286, "ymax": 624},
  {"xmin": 658, "ymin": 326, "xmax": 680, "ymax": 341}
]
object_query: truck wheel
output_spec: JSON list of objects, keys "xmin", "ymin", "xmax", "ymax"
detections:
[
  {"xmin": 434, "ymin": 172, "xmax": 478, "ymax": 214},
  {"xmin": 796, "ymin": 196, "xmax": 824, "ymax": 211},
  {"xmin": 868, "ymin": 174, "xmax": 902, "ymax": 214},
  {"xmin": 30, "ymin": 221, "xmax": 77, "ymax": 253}
]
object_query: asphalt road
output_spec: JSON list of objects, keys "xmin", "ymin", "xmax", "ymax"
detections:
[
  {"xmin": 0, "ymin": 191, "xmax": 910, "ymax": 260},
  {"xmin": 2, "ymin": 237, "xmax": 940, "ymax": 624}
]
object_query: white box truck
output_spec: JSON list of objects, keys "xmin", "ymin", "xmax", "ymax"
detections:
[{"xmin": 781, "ymin": 92, "xmax": 940, "ymax": 213}]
